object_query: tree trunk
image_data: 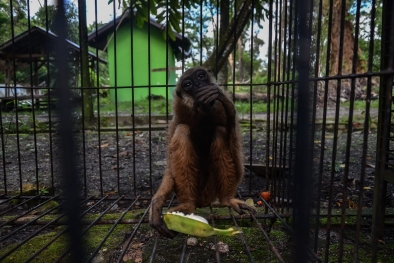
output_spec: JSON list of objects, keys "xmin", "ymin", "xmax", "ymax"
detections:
[
  {"xmin": 78, "ymin": 0, "xmax": 94, "ymax": 127},
  {"xmin": 217, "ymin": 0, "xmax": 230, "ymax": 89},
  {"xmin": 237, "ymin": 37, "xmax": 244, "ymax": 81},
  {"xmin": 228, "ymin": 53, "xmax": 234, "ymax": 80},
  {"xmin": 329, "ymin": 0, "xmax": 366, "ymax": 76},
  {"xmin": 203, "ymin": 0, "xmax": 254, "ymax": 76}
]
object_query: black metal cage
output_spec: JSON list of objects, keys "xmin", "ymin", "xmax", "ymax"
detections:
[{"xmin": 0, "ymin": 0, "xmax": 393, "ymax": 262}]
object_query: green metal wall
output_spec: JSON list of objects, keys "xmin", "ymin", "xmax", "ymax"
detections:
[{"xmin": 107, "ymin": 23, "xmax": 176, "ymax": 102}]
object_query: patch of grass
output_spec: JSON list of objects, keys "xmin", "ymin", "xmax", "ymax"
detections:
[
  {"xmin": 0, "ymin": 224, "xmax": 131, "ymax": 262},
  {"xmin": 95, "ymin": 97, "xmax": 172, "ymax": 115},
  {"xmin": 0, "ymin": 230, "xmax": 70, "ymax": 262},
  {"xmin": 325, "ymin": 242, "xmax": 394, "ymax": 263},
  {"xmin": 235, "ymin": 101, "xmax": 269, "ymax": 115},
  {"xmin": 342, "ymin": 99, "xmax": 380, "ymax": 110},
  {"xmin": 91, "ymin": 95, "xmax": 381, "ymax": 126},
  {"xmin": 319, "ymin": 216, "xmax": 358, "ymax": 225}
]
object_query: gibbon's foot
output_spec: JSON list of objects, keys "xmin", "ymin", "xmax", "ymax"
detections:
[
  {"xmin": 225, "ymin": 198, "xmax": 257, "ymax": 215},
  {"xmin": 149, "ymin": 200, "xmax": 177, "ymax": 239}
]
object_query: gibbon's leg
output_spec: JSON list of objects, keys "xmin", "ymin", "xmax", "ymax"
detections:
[
  {"xmin": 149, "ymin": 169, "xmax": 177, "ymax": 238},
  {"xmin": 167, "ymin": 124, "xmax": 199, "ymax": 214},
  {"xmin": 210, "ymin": 127, "xmax": 256, "ymax": 215},
  {"xmin": 149, "ymin": 124, "xmax": 199, "ymax": 238}
]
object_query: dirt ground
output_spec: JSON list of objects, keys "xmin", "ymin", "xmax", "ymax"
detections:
[{"xmin": 0, "ymin": 107, "xmax": 391, "ymax": 207}]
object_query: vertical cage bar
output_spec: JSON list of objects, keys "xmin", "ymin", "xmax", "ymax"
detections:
[
  {"xmin": 293, "ymin": 0, "xmax": 313, "ymax": 262},
  {"xmin": 129, "ymin": 9, "xmax": 137, "ymax": 197},
  {"xmin": 312, "ymin": 0, "xmax": 325, "ymax": 253},
  {"xmin": 323, "ymin": 1, "xmax": 337, "ymax": 261},
  {"xmin": 373, "ymin": 0, "xmax": 394, "ymax": 260},
  {"xmin": 44, "ymin": 0, "xmax": 56, "ymax": 194},
  {"xmin": 78, "ymin": 0, "xmax": 89, "ymax": 198},
  {"xmin": 354, "ymin": 0, "xmax": 375, "ymax": 261},
  {"xmin": 336, "ymin": 0, "xmax": 352, "ymax": 258},
  {"xmin": 266, "ymin": 0, "xmax": 273, "ymax": 191},
  {"xmin": 93, "ymin": 0, "xmax": 104, "ymax": 197},
  {"xmin": 111, "ymin": 0, "xmax": 120, "ymax": 195},
  {"xmin": 9, "ymin": 0, "xmax": 23, "ymax": 195},
  {"xmin": 53, "ymin": 0, "xmax": 84, "ymax": 261},
  {"xmin": 338, "ymin": 0, "xmax": 362, "ymax": 260},
  {"xmin": 26, "ymin": 0, "xmax": 40, "ymax": 195},
  {"xmin": 285, "ymin": 0, "xmax": 294, "ymax": 216},
  {"xmin": 248, "ymin": 0, "xmax": 254, "ymax": 193}
]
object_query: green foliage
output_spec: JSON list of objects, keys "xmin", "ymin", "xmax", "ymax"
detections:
[
  {"xmin": 0, "ymin": 0, "xmax": 28, "ymax": 45},
  {"xmin": 350, "ymin": 0, "xmax": 383, "ymax": 72},
  {"xmin": 317, "ymin": 0, "xmax": 383, "ymax": 75},
  {"xmin": 342, "ymin": 99, "xmax": 380, "ymax": 110},
  {"xmin": 235, "ymin": 101, "xmax": 269, "ymax": 115},
  {"xmin": 109, "ymin": 0, "xmax": 188, "ymax": 41},
  {"xmin": 95, "ymin": 96, "xmax": 172, "ymax": 115},
  {"xmin": 32, "ymin": 1, "xmax": 80, "ymax": 43}
]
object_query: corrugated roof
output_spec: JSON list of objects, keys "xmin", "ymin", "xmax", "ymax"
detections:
[{"xmin": 0, "ymin": 26, "xmax": 107, "ymax": 64}]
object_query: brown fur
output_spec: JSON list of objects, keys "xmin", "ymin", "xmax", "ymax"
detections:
[{"xmin": 149, "ymin": 67, "xmax": 255, "ymax": 238}]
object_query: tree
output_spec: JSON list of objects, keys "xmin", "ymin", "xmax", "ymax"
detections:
[
  {"xmin": 0, "ymin": 0, "xmax": 29, "ymax": 45},
  {"xmin": 328, "ymin": 0, "xmax": 364, "ymax": 75},
  {"xmin": 217, "ymin": 0, "xmax": 230, "ymax": 86},
  {"xmin": 33, "ymin": 1, "xmax": 80, "ymax": 43}
]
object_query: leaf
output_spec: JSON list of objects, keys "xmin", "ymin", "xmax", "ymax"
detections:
[
  {"xmin": 140, "ymin": 5, "xmax": 149, "ymax": 19},
  {"xmin": 167, "ymin": 28, "xmax": 176, "ymax": 41},
  {"xmin": 347, "ymin": 199, "xmax": 358, "ymax": 209},
  {"xmin": 363, "ymin": 186, "xmax": 372, "ymax": 190},
  {"xmin": 136, "ymin": 13, "xmax": 145, "ymax": 28},
  {"xmin": 118, "ymin": 151, "xmax": 129, "ymax": 158},
  {"xmin": 149, "ymin": 0, "xmax": 157, "ymax": 15},
  {"xmin": 366, "ymin": 163, "xmax": 375, "ymax": 168},
  {"xmin": 184, "ymin": 0, "xmax": 191, "ymax": 9},
  {"xmin": 352, "ymin": 122, "xmax": 362, "ymax": 127},
  {"xmin": 169, "ymin": 10, "xmax": 182, "ymax": 33},
  {"xmin": 170, "ymin": 0, "xmax": 177, "ymax": 9}
]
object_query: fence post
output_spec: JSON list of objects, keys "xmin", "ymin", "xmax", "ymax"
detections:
[
  {"xmin": 293, "ymin": 0, "xmax": 313, "ymax": 261},
  {"xmin": 372, "ymin": 0, "xmax": 394, "ymax": 260}
]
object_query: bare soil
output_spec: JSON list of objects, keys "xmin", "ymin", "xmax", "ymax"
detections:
[{"xmin": 0, "ymin": 109, "xmax": 391, "ymax": 207}]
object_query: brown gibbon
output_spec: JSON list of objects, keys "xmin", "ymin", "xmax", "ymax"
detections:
[{"xmin": 149, "ymin": 67, "xmax": 256, "ymax": 238}]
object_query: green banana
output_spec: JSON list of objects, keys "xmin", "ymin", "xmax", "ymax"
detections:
[{"xmin": 163, "ymin": 212, "xmax": 242, "ymax": 237}]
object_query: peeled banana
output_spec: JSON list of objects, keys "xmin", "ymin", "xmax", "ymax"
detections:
[{"xmin": 163, "ymin": 211, "xmax": 242, "ymax": 237}]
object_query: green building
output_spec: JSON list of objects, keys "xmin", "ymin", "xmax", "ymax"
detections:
[{"xmin": 88, "ymin": 10, "xmax": 191, "ymax": 102}]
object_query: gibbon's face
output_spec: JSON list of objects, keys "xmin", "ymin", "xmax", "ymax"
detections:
[{"xmin": 175, "ymin": 67, "xmax": 215, "ymax": 109}]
